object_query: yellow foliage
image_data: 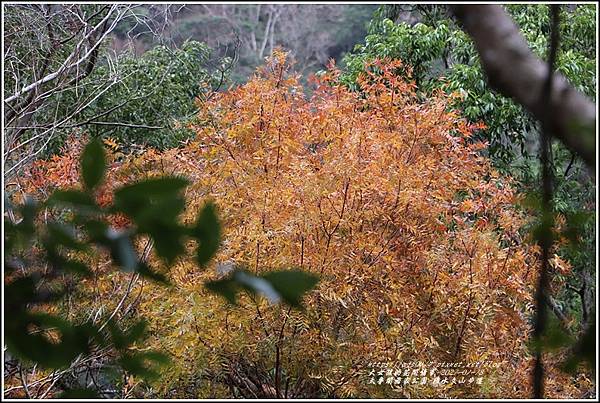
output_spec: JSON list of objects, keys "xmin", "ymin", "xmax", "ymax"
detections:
[{"xmin": 21, "ymin": 52, "xmax": 585, "ymax": 398}]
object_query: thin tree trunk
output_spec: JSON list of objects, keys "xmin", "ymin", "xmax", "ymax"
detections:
[
  {"xmin": 249, "ymin": 5, "xmax": 260, "ymax": 52},
  {"xmin": 268, "ymin": 7, "xmax": 280, "ymax": 56},
  {"xmin": 258, "ymin": 7, "xmax": 273, "ymax": 59}
]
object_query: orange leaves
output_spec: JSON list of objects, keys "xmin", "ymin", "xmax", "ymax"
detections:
[
  {"xmin": 17, "ymin": 54, "xmax": 548, "ymax": 398},
  {"xmin": 22, "ymin": 136, "xmax": 85, "ymax": 195},
  {"xmin": 549, "ymin": 254, "xmax": 572, "ymax": 275},
  {"xmin": 102, "ymin": 136, "xmax": 119, "ymax": 151},
  {"xmin": 178, "ymin": 53, "xmax": 540, "ymax": 392},
  {"xmin": 459, "ymin": 199, "xmax": 477, "ymax": 213}
]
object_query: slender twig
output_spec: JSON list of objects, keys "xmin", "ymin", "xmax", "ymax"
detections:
[
  {"xmin": 563, "ymin": 152, "xmax": 576, "ymax": 178},
  {"xmin": 532, "ymin": 5, "xmax": 560, "ymax": 399},
  {"xmin": 4, "ymin": 5, "xmax": 121, "ymax": 104},
  {"xmin": 97, "ymin": 239, "xmax": 153, "ymax": 332},
  {"xmin": 18, "ymin": 365, "xmax": 32, "ymax": 398},
  {"xmin": 84, "ymin": 121, "xmax": 164, "ymax": 130}
]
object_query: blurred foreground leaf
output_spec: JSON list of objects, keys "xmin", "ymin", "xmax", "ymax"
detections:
[
  {"xmin": 206, "ymin": 269, "xmax": 319, "ymax": 309},
  {"xmin": 80, "ymin": 138, "xmax": 106, "ymax": 190},
  {"xmin": 562, "ymin": 319, "xmax": 596, "ymax": 374},
  {"xmin": 192, "ymin": 202, "xmax": 221, "ymax": 267}
]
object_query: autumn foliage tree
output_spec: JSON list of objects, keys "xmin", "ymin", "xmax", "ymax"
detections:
[{"xmin": 16, "ymin": 51, "xmax": 591, "ymax": 398}]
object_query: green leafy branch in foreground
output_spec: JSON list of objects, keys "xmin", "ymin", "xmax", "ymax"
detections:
[
  {"xmin": 4, "ymin": 138, "xmax": 319, "ymax": 397},
  {"xmin": 519, "ymin": 190, "xmax": 596, "ymax": 378}
]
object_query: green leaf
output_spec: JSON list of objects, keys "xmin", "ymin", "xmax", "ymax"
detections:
[
  {"xmin": 113, "ymin": 178, "xmax": 189, "ymax": 242},
  {"xmin": 106, "ymin": 320, "xmax": 127, "ymax": 350},
  {"xmin": 82, "ymin": 219, "xmax": 109, "ymax": 242},
  {"xmin": 235, "ymin": 271, "xmax": 283, "ymax": 303},
  {"xmin": 48, "ymin": 190, "xmax": 98, "ymax": 210},
  {"xmin": 61, "ymin": 259, "xmax": 92, "ymax": 277},
  {"xmin": 193, "ymin": 202, "xmax": 221, "ymax": 267},
  {"xmin": 147, "ymin": 222, "xmax": 185, "ymax": 265},
  {"xmin": 119, "ymin": 351, "xmax": 169, "ymax": 381},
  {"xmin": 125, "ymin": 320, "xmax": 147, "ymax": 343},
  {"xmin": 4, "ymin": 313, "xmax": 95, "ymax": 369},
  {"xmin": 43, "ymin": 237, "xmax": 92, "ymax": 277},
  {"xmin": 136, "ymin": 262, "xmax": 170, "ymax": 285},
  {"xmin": 4, "ymin": 276, "xmax": 37, "ymax": 309},
  {"xmin": 46, "ymin": 222, "xmax": 86, "ymax": 251},
  {"xmin": 562, "ymin": 319, "xmax": 596, "ymax": 374},
  {"xmin": 531, "ymin": 210, "xmax": 555, "ymax": 247},
  {"xmin": 528, "ymin": 314, "xmax": 575, "ymax": 356},
  {"xmin": 139, "ymin": 350, "xmax": 170, "ymax": 366},
  {"xmin": 205, "ymin": 269, "xmax": 276, "ymax": 306},
  {"xmin": 80, "ymin": 138, "xmax": 106, "ymax": 190},
  {"xmin": 519, "ymin": 190, "xmax": 543, "ymax": 211},
  {"xmin": 562, "ymin": 210, "xmax": 592, "ymax": 245},
  {"xmin": 105, "ymin": 229, "xmax": 138, "ymax": 272},
  {"xmin": 114, "ymin": 177, "xmax": 189, "ymax": 204},
  {"xmin": 59, "ymin": 388, "xmax": 100, "ymax": 399},
  {"xmin": 205, "ymin": 277, "xmax": 238, "ymax": 305},
  {"xmin": 262, "ymin": 270, "xmax": 320, "ymax": 308},
  {"xmin": 5, "ymin": 198, "xmax": 38, "ymax": 254},
  {"xmin": 17, "ymin": 196, "xmax": 38, "ymax": 236},
  {"xmin": 206, "ymin": 269, "xmax": 319, "ymax": 309}
]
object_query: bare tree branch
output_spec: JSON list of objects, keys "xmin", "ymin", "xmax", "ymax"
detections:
[
  {"xmin": 3, "ymin": 4, "xmax": 189, "ymax": 177},
  {"xmin": 86, "ymin": 121, "xmax": 164, "ymax": 130},
  {"xmin": 3, "ymin": 5, "xmax": 120, "ymax": 104}
]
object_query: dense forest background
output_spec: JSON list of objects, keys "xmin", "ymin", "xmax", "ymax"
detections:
[
  {"xmin": 3, "ymin": 3, "xmax": 597, "ymax": 400},
  {"xmin": 116, "ymin": 4, "xmax": 380, "ymax": 84}
]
